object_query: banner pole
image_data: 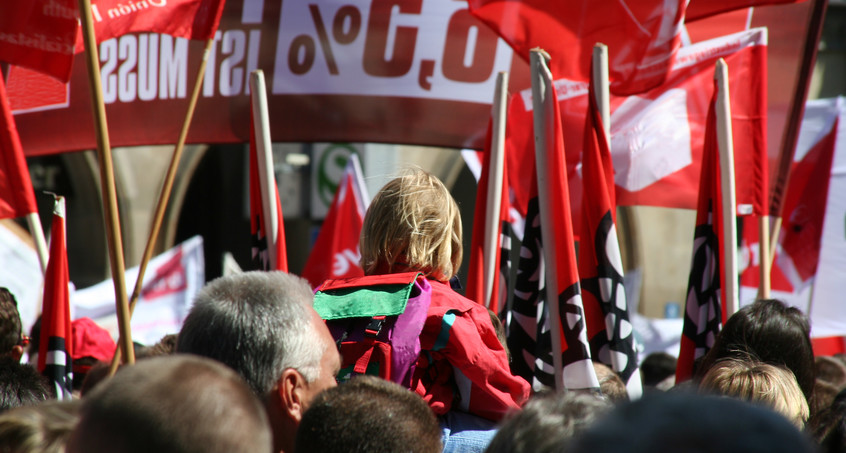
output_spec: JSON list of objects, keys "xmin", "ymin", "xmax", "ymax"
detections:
[
  {"xmin": 249, "ymin": 70, "xmax": 280, "ymax": 270},
  {"xmin": 78, "ymin": 0, "xmax": 134, "ymax": 365},
  {"xmin": 482, "ymin": 72, "xmax": 508, "ymax": 308},
  {"xmin": 715, "ymin": 59, "xmax": 739, "ymax": 317},
  {"xmin": 109, "ymin": 37, "xmax": 216, "ymax": 374},
  {"xmin": 530, "ymin": 49, "xmax": 564, "ymax": 391},
  {"xmin": 592, "ymin": 44, "xmax": 610, "ymax": 142},
  {"xmin": 26, "ymin": 212, "xmax": 49, "ymax": 275}
]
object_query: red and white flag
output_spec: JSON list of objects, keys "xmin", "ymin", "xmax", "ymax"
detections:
[
  {"xmin": 578, "ymin": 80, "xmax": 642, "ymax": 399},
  {"xmin": 301, "ymin": 154, "xmax": 369, "ymax": 288},
  {"xmin": 467, "ymin": 0, "xmax": 685, "ymax": 95},
  {"xmin": 0, "ymin": 1, "xmax": 79, "ymax": 82},
  {"xmin": 38, "ymin": 196, "xmax": 73, "ymax": 400},
  {"xmin": 739, "ymin": 97, "xmax": 842, "ymax": 310},
  {"xmin": 76, "ymin": 0, "xmax": 226, "ymax": 51},
  {"xmin": 508, "ymin": 53, "xmax": 598, "ymax": 392},
  {"xmin": 503, "ymin": 28, "xmax": 768, "ymax": 235},
  {"xmin": 0, "ymin": 75, "xmax": 38, "ymax": 220},
  {"xmin": 249, "ymin": 109, "xmax": 287, "ymax": 272},
  {"xmin": 776, "ymin": 118, "xmax": 838, "ymax": 290},
  {"xmin": 676, "ymin": 87, "xmax": 725, "ymax": 383}
]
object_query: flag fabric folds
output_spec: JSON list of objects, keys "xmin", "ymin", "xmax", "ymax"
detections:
[
  {"xmin": 0, "ymin": 1, "xmax": 79, "ymax": 82},
  {"xmin": 0, "ymin": 75, "xmax": 38, "ymax": 220},
  {"xmin": 508, "ymin": 53, "xmax": 598, "ymax": 392},
  {"xmin": 76, "ymin": 0, "xmax": 226, "ymax": 51},
  {"xmin": 467, "ymin": 0, "xmax": 685, "ymax": 95},
  {"xmin": 685, "ymin": 0, "xmax": 808, "ymax": 22},
  {"xmin": 301, "ymin": 154, "xmax": 369, "ymax": 288},
  {"xmin": 578, "ymin": 80, "xmax": 643, "ymax": 399},
  {"xmin": 38, "ymin": 196, "xmax": 73, "ymax": 400},
  {"xmin": 676, "ymin": 87, "xmax": 725, "ymax": 383},
  {"xmin": 501, "ymin": 28, "xmax": 769, "ymax": 235},
  {"xmin": 249, "ymin": 110, "xmax": 287, "ymax": 272}
]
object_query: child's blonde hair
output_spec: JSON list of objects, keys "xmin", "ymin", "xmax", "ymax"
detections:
[
  {"xmin": 700, "ymin": 357, "xmax": 810, "ymax": 429},
  {"xmin": 360, "ymin": 170, "xmax": 462, "ymax": 282}
]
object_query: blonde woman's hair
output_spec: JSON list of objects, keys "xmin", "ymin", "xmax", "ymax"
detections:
[
  {"xmin": 360, "ymin": 170, "xmax": 462, "ymax": 282},
  {"xmin": 700, "ymin": 357, "xmax": 810, "ymax": 429}
]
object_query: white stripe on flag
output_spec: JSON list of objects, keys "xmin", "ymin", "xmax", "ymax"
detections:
[{"xmin": 46, "ymin": 349, "xmax": 67, "ymax": 366}]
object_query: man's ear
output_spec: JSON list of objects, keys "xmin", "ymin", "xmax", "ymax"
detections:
[
  {"xmin": 9, "ymin": 345, "xmax": 23, "ymax": 362},
  {"xmin": 276, "ymin": 368, "xmax": 308, "ymax": 422}
]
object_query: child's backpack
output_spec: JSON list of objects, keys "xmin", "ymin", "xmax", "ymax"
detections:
[{"xmin": 313, "ymin": 272, "xmax": 432, "ymax": 387}]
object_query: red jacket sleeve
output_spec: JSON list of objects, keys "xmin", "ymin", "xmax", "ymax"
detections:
[{"xmin": 416, "ymin": 281, "xmax": 531, "ymax": 421}]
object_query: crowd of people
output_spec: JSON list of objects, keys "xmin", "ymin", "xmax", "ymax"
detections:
[{"xmin": 0, "ymin": 169, "xmax": 841, "ymax": 452}]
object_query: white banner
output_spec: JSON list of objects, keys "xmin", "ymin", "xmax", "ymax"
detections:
[
  {"xmin": 72, "ymin": 236, "xmax": 205, "ymax": 346},
  {"xmin": 807, "ymin": 98, "xmax": 846, "ymax": 338},
  {"xmin": 740, "ymin": 97, "xmax": 846, "ymax": 339}
]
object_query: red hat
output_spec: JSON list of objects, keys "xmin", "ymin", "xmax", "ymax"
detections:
[{"xmin": 72, "ymin": 317, "xmax": 116, "ymax": 363}]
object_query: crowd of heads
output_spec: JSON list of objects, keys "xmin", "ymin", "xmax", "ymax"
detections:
[{"xmin": 0, "ymin": 170, "xmax": 841, "ymax": 453}]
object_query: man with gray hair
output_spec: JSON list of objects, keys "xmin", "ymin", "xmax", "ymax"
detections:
[{"xmin": 177, "ymin": 271, "xmax": 340, "ymax": 453}]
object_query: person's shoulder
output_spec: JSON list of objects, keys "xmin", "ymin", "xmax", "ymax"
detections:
[{"xmin": 427, "ymin": 280, "xmax": 482, "ymax": 314}]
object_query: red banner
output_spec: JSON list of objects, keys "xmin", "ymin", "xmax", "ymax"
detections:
[
  {"xmin": 5, "ymin": 0, "xmax": 817, "ymax": 161},
  {"xmin": 10, "ymin": 0, "xmax": 529, "ymax": 156}
]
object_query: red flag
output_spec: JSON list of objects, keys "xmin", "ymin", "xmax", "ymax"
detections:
[
  {"xmin": 507, "ymin": 54, "xmax": 598, "ymax": 391},
  {"xmin": 503, "ymin": 28, "xmax": 768, "ymax": 233},
  {"xmin": 685, "ymin": 0, "xmax": 808, "ymax": 22},
  {"xmin": 467, "ymin": 0, "xmax": 685, "ymax": 95},
  {"xmin": 0, "ymin": 1, "xmax": 78, "ymax": 82},
  {"xmin": 676, "ymin": 86, "xmax": 725, "ymax": 383},
  {"xmin": 38, "ymin": 196, "xmax": 73, "ymax": 400},
  {"xmin": 776, "ymin": 117, "xmax": 838, "ymax": 290},
  {"xmin": 87, "ymin": 0, "xmax": 225, "ymax": 45},
  {"xmin": 465, "ymin": 124, "xmax": 512, "ymax": 314},
  {"xmin": 0, "ymin": 75, "xmax": 38, "ymax": 220},
  {"xmin": 249, "ymin": 110, "xmax": 287, "ymax": 272},
  {"xmin": 578, "ymin": 80, "xmax": 642, "ymax": 398},
  {"xmin": 301, "ymin": 154, "xmax": 369, "ymax": 288}
]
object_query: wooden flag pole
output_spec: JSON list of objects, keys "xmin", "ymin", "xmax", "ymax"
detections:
[
  {"xmin": 78, "ymin": 0, "xmax": 134, "ymax": 365},
  {"xmin": 768, "ymin": 0, "xmax": 828, "ymax": 265},
  {"xmin": 769, "ymin": 216, "xmax": 782, "ymax": 266},
  {"xmin": 714, "ymin": 59, "xmax": 739, "ymax": 317},
  {"xmin": 758, "ymin": 214, "xmax": 772, "ymax": 299},
  {"xmin": 109, "ymin": 37, "xmax": 216, "ymax": 374},
  {"xmin": 482, "ymin": 71, "xmax": 508, "ymax": 308},
  {"xmin": 530, "ymin": 49, "xmax": 564, "ymax": 391},
  {"xmin": 250, "ymin": 70, "xmax": 280, "ymax": 270},
  {"xmin": 592, "ymin": 44, "xmax": 610, "ymax": 142}
]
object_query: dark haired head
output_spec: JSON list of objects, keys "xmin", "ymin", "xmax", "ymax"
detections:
[
  {"xmin": 696, "ymin": 299, "xmax": 815, "ymax": 405},
  {"xmin": 567, "ymin": 392, "xmax": 817, "ymax": 453},
  {"xmin": 296, "ymin": 375, "xmax": 441, "ymax": 453},
  {"xmin": 0, "ymin": 288, "xmax": 23, "ymax": 358},
  {"xmin": 0, "ymin": 357, "xmax": 52, "ymax": 412}
]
